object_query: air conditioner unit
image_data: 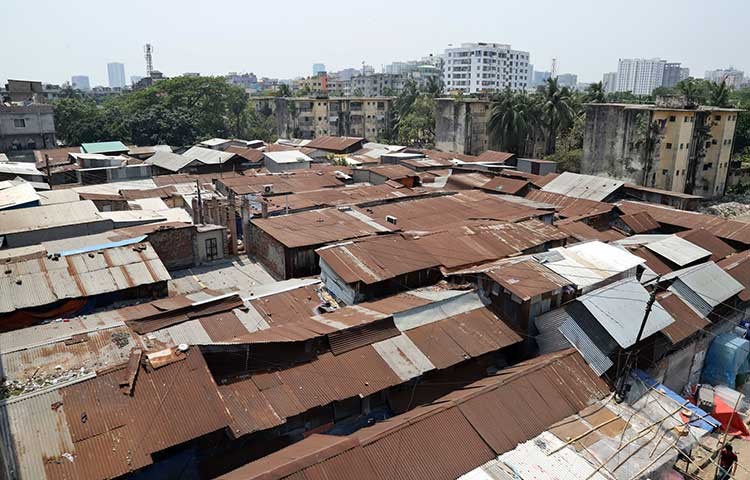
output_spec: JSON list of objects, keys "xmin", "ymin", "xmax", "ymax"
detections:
[
  {"xmin": 263, "ymin": 184, "xmax": 274, "ymax": 194},
  {"xmin": 385, "ymin": 215, "xmax": 398, "ymax": 225}
]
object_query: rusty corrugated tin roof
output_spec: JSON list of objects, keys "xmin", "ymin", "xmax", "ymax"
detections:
[
  {"xmin": 656, "ymin": 291, "xmax": 710, "ymax": 344},
  {"xmin": 557, "ymin": 220, "xmax": 626, "ymax": 243},
  {"xmin": 125, "ymin": 293, "xmax": 245, "ymax": 334},
  {"xmin": 0, "ymin": 242, "xmax": 170, "ymax": 316},
  {"xmin": 676, "ymin": 228, "xmax": 736, "ymax": 262},
  {"xmin": 526, "ymin": 190, "xmax": 614, "ymax": 219},
  {"xmin": 618, "ymin": 200, "xmax": 750, "ymax": 246},
  {"xmin": 218, "ymin": 349, "xmax": 608, "ymax": 480},
  {"xmin": 305, "ymin": 136, "xmax": 365, "ymax": 152},
  {"xmin": 619, "ymin": 211, "xmax": 659, "ymax": 233},
  {"xmin": 485, "ymin": 259, "xmax": 573, "ymax": 301},
  {"xmin": 475, "ymin": 150, "xmax": 516, "ymax": 164},
  {"xmin": 252, "ymin": 207, "xmax": 392, "ymax": 249},
  {"xmin": 718, "ymin": 250, "xmax": 750, "ymax": 302},
  {"xmin": 480, "ymin": 176, "xmax": 530, "ymax": 195}
]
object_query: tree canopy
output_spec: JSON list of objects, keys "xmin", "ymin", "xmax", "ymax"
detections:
[{"xmin": 53, "ymin": 76, "xmax": 275, "ymax": 146}]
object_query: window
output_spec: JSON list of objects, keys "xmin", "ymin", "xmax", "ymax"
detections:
[
  {"xmin": 714, "ymin": 115, "xmax": 721, "ymax": 121},
  {"xmin": 13, "ymin": 119, "xmax": 25, "ymax": 128},
  {"xmin": 680, "ymin": 143, "xmax": 684, "ymax": 150},
  {"xmin": 684, "ymin": 116, "xmax": 690, "ymax": 123},
  {"xmin": 662, "ymin": 169, "xmax": 669, "ymax": 175},
  {"xmin": 669, "ymin": 115, "xmax": 676, "ymax": 122},
  {"xmin": 712, "ymin": 139, "xmax": 718, "ymax": 145},
  {"xmin": 666, "ymin": 143, "xmax": 673, "ymax": 149},
  {"xmin": 676, "ymin": 170, "xmax": 679, "ymax": 176},
  {"xmin": 205, "ymin": 237, "xmax": 218, "ymax": 261}
]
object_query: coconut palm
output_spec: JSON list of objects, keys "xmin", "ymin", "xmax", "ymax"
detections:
[
  {"xmin": 709, "ymin": 78, "xmax": 730, "ymax": 108},
  {"xmin": 586, "ymin": 82, "xmax": 606, "ymax": 103},
  {"xmin": 488, "ymin": 89, "xmax": 541, "ymax": 155},
  {"xmin": 541, "ymin": 78, "xmax": 576, "ymax": 155}
]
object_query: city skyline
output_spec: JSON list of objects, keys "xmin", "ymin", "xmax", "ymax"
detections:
[{"xmin": 2, "ymin": 0, "xmax": 748, "ymax": 87}]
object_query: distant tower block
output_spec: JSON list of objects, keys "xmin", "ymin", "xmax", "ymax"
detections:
[
  {"xmin": 144, "ymin": 44, "xmax": 154, "ymax": 76},
  {"xmin": 551, "ymin": 58, "xmax": 558, "ymax": 79}
]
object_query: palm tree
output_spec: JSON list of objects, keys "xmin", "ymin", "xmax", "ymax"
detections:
[
  {"xmin": 677, "ymin": 78, "xmax": 699, "ymax": 108},
  {"xmin": 709, "ymin": 78, "xmax": 730, "ymax": 107},
  {"xmin": 488, "ymin": 89, "xmax": 537, "ymax": 155},
  {"xmin": 586, "ymin": 82, "xmax": 606, "ymax": 103},
  {"xmin": 541, "ymin": 78, "xmax": 576, "ymax": 155}
]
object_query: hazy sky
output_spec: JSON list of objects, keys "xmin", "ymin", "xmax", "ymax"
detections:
[{"xmin": 2, "ymin": 0, "xmax": 747, "ymax": 86}]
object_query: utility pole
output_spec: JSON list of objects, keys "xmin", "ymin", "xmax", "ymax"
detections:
[
  {"xmin": 616, "ymin": 277, "xmax": 660, "ymax": 401},
  {"xmin": 44, "ymin": 154, "xmax": 53, "ymax": 187}
]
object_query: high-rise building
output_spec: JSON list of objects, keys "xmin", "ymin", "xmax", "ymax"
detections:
[
  {"xmin": 661, "ymin": 63, "xmax": 688, "ymax": 88},
  {"xmin": 532, "ymin": 70, "xmax": 551, "ymax": 87},
  {"xmin": 705, "ymin": 67, "xmax": 745, "ymax": 88},
  {"xmin": 443, "ymin": 42, "xmax": 530, "ymax": 93},
  {"xmin": 107, "ymin": 62, "xmax": 126, "ymax": 88},
  {"xmin": 556, "ymin": 73, "xmax": 578, "ymax": 88},
  {"xmin": 71, "ymin": 75, "xmax": 90, "ymax": 91},
  {"xmin": 602, "ymin": 72, "xmax": 617, "ymax": 93},
  {"xmin": 312, "ymin": 63, "xmax": 326, "ymax": 76},
  {"xmin": 614, "ymin": 58, "xmax": 666, "ymax": 96}
]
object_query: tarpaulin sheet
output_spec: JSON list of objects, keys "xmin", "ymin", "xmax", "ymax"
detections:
[{"xmin": 634, "ymin": 369, "xmax": 720, "ymax": 432}]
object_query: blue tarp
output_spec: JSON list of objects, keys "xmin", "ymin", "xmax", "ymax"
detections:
[
  {"xmin": 701, "ymin": 332, "xmax": 750, "ymax": 388},
  {"xmin": 54, "ymin": 235, "xmax": 148, "ymax": 257},
  {"xmin": 634, "ymin": 369, "xmax": 720, "ymax": 432}
]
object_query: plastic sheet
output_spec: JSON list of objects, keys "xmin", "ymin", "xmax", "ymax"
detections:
[{"xmin": 701, "ymin": 332, "xmax": 750, "ymax": 388}]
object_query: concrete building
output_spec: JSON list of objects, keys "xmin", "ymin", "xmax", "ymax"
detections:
[
  {"xmin": 71, "ymin": 75, "xmax": 90, "ymax": 91},
  {"xmin": 312, "ymin": 63, "xmax": 326, "ymax": 76},
  {"xmin": 435, "ymin": 97, "xmax": 491, "ymax": 155},
  {"xmin": 251, "ymin": 96, "xmax": 395, "ymax": 140},
  {"xmin": 532, "ymin": 70, "xmax": 551, "ymax": 88},
  {"xmin": 298, "ymin": 73, "xmax": 328, "ymax": 95},
  {"xmin": 2, "ymin": 79, "xmax": 45, "ymax": 103},
  {"xmin": 662, "ymin": 63, "xmax": 688, "ymax": 88},
  {"xmin": 581, "ymin": 97, "xmax": 743, "ymax": 198},
  {"xmin": 705, "ymin": 67, "xmax": 745, "ymax": 88},
  {"xmin": 615, "ymin": 58, "xmax": 666, "ymax": 96},
  {"xmin": 443, "ymin": 42, "xmax": 530, "ymax": 93},
  {"xmin": 350, "ymin": 73, "xmax": 404, "ymax": 96},
  {"xmin": 602, "ymin": 72, "xmax": 617, "ymax": 93},
  {"xmin": 0, "ymin": 104, "xmax": 57, "ymax": 153},
  {"xmin": 107, "ymin": 62, "xmax": 126, "ymax": 88},
  {"xmin": 557, "ymin": 73, "xmax": 578, "ymax": 88},
  {"xmin": 130, "ymin": 75, "xmax": 144, "ymax": 85}
]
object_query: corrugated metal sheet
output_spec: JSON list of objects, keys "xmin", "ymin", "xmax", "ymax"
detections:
[
  {"xmin": 360, "ymin": 405, "xmax": 497, "ymax": 480},
  {"xmin": 619, "ymin": 211, "xmax": 659, "ymax": 233},
  {"xmin": 182, "ymin": 146, "xmax": 235, "ymax": 165},
  {"xmin": 526, "ymin": 189, "xmax": 614, "ymax": 219},
  {"xmin": 663, "ymin": 261, "xmax": 744, "ymax": 310},
  {"xmin": 657, "ymin": 291, "xmax": 710, "ymax": 344},
  {"xmin": 618, "ymin": 200, "xmax": 750, "ymax": 246},
  {"xmin": 0, "ymin": 242, "xmax": 170, "ymax": 314},
  {"xmin": 559, "ymin": 319, "xmax": 614, "ymax": 376},
  {"xmin": 0, "ymin": 200, "xmax": 108, "ymax": 236},
  {"xmin": 543, "ymin": 241, "xmax": 644, "ymax": 290},
  {"xmin": 372, "ymin": 334, "xmax": 435, "ymax": 381},
  {"xmin": 718, "ymin": 250, "xmax": 750, "ymax": 302},
  {"xmin": 643, "ymin": 235, "xmax": 711, "ymax": 267},
  {"xmin": 577, "ymin": 278, "xmax": 674, "ymax": 348},
  {"xmin": 677, "ymin": 228, "xmax": 736, "ymax": 262},
  {"xmin": 496, "ymin": 431, "xmax": 611, "ymax": 480},
  {"xmin": 327, "ymin": 318, "xmax": 400, "ymax": 355},
  {"xmin": 486, "ymin": 259, "xmax": 572, "ymax": 301},
  {"xmin": 541, "ymin": 172, "xmax": 623, "ymax": 201},
  {"xmin": 534, "ymin": 307, "xmax": 576, "ymax": 354},
  {"xmin": 305, "ymin": 136, "xmax": 364, "ymax": 152}
]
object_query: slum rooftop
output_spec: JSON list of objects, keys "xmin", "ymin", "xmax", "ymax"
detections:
[{"xmin": 1, "ymin": 136, "xmax": 749, "ymax": 480}]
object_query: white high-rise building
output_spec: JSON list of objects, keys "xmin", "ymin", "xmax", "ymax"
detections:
[
  {"xmin": 614, "ymin": 58, "xmax": 666, "ymax": 96},
  {"xmin": 71, "ymin": 75, "xmax": 90, "ymax": 91},
  {"xmin": 602, "ymin": 72, "xmax": 617, "ymax": 93},
  {"xmin": 443, "ymin": 42, "xmax": 530, "ymax": 93},
  {"xmin": 107, "ymin": 62, "xmax": 126, "ymax": 88},
  {"xmin": 705, "ymin": 68, "xmax": 745, "ymax": 88}
]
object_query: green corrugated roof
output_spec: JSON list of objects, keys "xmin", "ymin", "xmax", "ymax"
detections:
[{"xmin": 80, "ymin": 141, "xmax": 128, "ymax": 154}]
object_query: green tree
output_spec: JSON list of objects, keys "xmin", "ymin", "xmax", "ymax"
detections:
[
  {"xmin": 396, "ymin": 94, "xmax": 436, "ymax": 147},
  {"xmin": 709, "ymin": 79, "xmax": 730, "ymax": 107},
  {"xmin": 585, "ymin": 82, "xmax": 606, "ymax": 103},
  {"xmin": 276, "ymin": 84, "xmax": 292, "ymax": 97},
  {"xmin": 52, "ymin": 98, "xmax": 106, "ymax": 144},
  {"xmin": 541, "ymin": 77, "xmax": 576, "ymax": 155},
  {"xmin": 488, "ymin": 89, "xmax": 537, "ymax": 154}
]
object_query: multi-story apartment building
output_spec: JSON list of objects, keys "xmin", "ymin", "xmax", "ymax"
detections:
[
  {"xmin": 443, "ymin": 42, "xmax": 530, "ymax": 94},
  {"xmin": 705, "ymin": 68, "xmax": 745, "ymax": 88},
  {"xmin": 0, "ymin": 104, "xmax": 57, "ymax": 153},
  {"xmin": 614, "ymin": 58, "xmax": 668, "ymax": 96},
  {"xmin": 251, "ymin": 97, "xmax": 395, "ymax": 140},
  {"xmin": 298, "ymin": 73, "xmax": 328, "ymax": 95},
  {"xmin": 107, "ymin": 62, "xmax": 126, "ymax": 88},
  {"xmin": 662, "ymin": 63, "xmax": 689, "ymax": 88},
  {"xmin": 350, "ymin": 74, "xmax": 405, "ymax": 96},
  {"xmin": 71, "ymin": 75, "xmax": 91, "ymax": 91},
  {"xmin": 602, "ymin": 72, "xmax": 617, "ymax": 93},
  {"xmin": 557, "ymin": 73, "xmax": 578, "ymax": 88},
  {"xmin": 582, "ymin": 96, "xmax": 742, "ymax": 198}
]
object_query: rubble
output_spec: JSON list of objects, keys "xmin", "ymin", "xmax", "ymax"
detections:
[{"xmin": 699, "ymin": 194, "xmax": 750, "ymax": 219}]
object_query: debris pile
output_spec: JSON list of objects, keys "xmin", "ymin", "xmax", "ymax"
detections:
[
  {"xmin": 0, "ymin": 366, "xmax": 90, "ymax": 399},
  {"xmin": 699, "ymin": 194, "xmax": 750, "ymax": 219}
]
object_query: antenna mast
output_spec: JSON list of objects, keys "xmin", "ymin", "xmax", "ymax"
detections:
[{"xmin": 144, "ymin": 44, "xmax": 154, "ymax": 76}]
